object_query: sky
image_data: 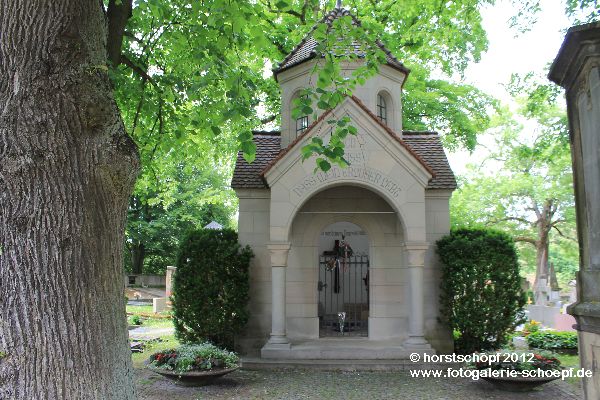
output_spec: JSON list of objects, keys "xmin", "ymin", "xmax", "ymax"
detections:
[{"xmin": 447, "ymin": 0, "xmax": 573, "ymax": 175}]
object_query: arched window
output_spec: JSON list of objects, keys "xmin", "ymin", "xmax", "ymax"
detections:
[
  {"xmin": 296, "ymin": 114, "xmax": 309, "ymax": 134},
  {"xmin": 377, "ymin": 93, "xmax": 387, "ymax": 125},
  {"xmin": 293, "ymin": 93, "xmax": 310, "ymax": 135}
]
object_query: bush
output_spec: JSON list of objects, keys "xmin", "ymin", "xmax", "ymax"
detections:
[
  {"xmin": 129, "ymin": 315, "xmax": 143, "ymax": 326},
  {"xmin": 172, "ymin": 229, "xmax": 253, "ymax": 349},
  {"xmin": 526, "ymin": 331, "xmax": 578, "ymax": 350},
  {"xmin": 437, "ymin": 228, "xmax": 527, "ymax": 354}
]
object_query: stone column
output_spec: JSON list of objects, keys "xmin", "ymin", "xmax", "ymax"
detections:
[
  {"xmin": 549, "ymin": 22, "xmax": 600, "ymax": 400},
  {"xmin": 263, "ymin": 242, "xmax": 292, "ymax": 351},
  {"xmin": 404, "ymin": 242, "xmax": 431, "ymax": 348},
  {"xmin": 165, "ymin": 266, "xmax": 176, "ymax": 298}
]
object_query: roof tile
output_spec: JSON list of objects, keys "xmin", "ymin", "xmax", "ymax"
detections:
[
  {"xmin": 274, "ymin": 7, "xmax": 409, "ymax": 77},
  {"xmin": 231, "ymin": 130, "xmax": 456, "ymax": 190}
]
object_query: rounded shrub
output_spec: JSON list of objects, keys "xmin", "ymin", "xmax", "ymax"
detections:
[
  {"xmin": 172, "ymin": 229, "xmax": 253, "ymax": 349},
  {"xmin": 437, "ymin": 228, "xmax": 526, "ymax": 354}
]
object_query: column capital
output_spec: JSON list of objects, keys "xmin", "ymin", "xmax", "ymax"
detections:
[
  {"xmin": 403, "ymin": 242, "xmax": 429, "ymax": 267},
  {"xmin": 267, "ymin": 242, "xmax": 291, "ymax": 267}
]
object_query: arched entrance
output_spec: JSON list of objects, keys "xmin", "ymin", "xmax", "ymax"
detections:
[{"xmin": 318, "ymin": 222, "xmax": 369, "ymax": 337}]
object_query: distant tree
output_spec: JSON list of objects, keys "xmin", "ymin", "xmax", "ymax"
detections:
[
  {"xmin": 125, "ymin": 163, "xmax": 235, "ymax": 275},
  {"xmin": 451, "ymin": 74, "xmax": 577, "ymax": 288}
]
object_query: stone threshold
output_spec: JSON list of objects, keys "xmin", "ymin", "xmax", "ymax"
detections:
[
  {"xmin": 260, "ymin": 338, "xmax": 435, "ymax": 360},
  {"xmin": 241, "ymin": 357, "xmax": 459, "ymax": 371}
]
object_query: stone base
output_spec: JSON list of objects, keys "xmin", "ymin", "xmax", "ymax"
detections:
[
  {"xmin": 403, "ymin": 336, "xmax": 433, "ymax": 351},
  {"xmin": 576, "ymin": 330, "xmax": 600, "ymax": 399},
  {"xmin": 260, "ymin": 338, "xmax": 435, "ymax": 360},
  {"xmin": 261, "ymin": 340, "xmax": 292, "ymax": 359}
]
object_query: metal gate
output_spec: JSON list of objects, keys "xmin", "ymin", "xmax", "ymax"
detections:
[{"xmin": 318, "ymin": 255, "xmax": 369, "ymax": 337}]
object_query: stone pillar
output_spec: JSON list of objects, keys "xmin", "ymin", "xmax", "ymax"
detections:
[
  {"xmin": 549, "ymin": 22, "xmax": 600, "ymax": 400},
  {"xmin": 404, "ymin": 242, "xmax": 431, "ymax": 348},
  {"xmin": 262, "ymin": 242, "xmax": 292, "ymax": 354},
  {"xmin": 165, "ymin": 266, "xmax": 176, "ymax": 298}
]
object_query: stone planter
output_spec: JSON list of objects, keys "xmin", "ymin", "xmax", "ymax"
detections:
[
  {"xmin": 147, "ymin": 365, "xmax": 238, "ymax": 386},
  {"xmin": 482, "ymin": 373, "xmax": 559, "ymax": 392}
]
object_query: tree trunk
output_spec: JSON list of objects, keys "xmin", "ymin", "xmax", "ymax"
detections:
[
  {"xmin": 131, "ymin": 243, "xmax": 145, "ymax": 275},
  {"xmin": 0, "ymin": 2, "xmax": 138, "ymax": 399},
  {"xmin": 533, "ymin": 200, "xmax": 554, "ymax": 287},
  {"xmin": 534, "ymin": 237, "xmax": 549, "ymax": 285}
]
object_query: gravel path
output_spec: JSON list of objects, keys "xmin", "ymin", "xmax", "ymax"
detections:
[{"xmin": 136, "ymin": 368, "xmax": 581, "ymax": 400}]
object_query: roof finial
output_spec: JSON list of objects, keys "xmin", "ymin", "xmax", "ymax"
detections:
[{"xmin": 336, "ymin": 0, "xmax": 342, "ymax": 9}]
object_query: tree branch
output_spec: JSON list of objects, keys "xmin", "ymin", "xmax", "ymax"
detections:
[
  {"xmin": 120, "ymin": 55, "xmax": 158, "ymax": 88},
  {"xmin": 106, "ymin": 0, "xmax": 133, "ymax": 67},
  {"xmin": 260, "ymin": 115, "xmax": 277, "ymax": 124},
  {"xmin": 552, "ymin": 225, "xmax": 577, "ymax": 242},
  {"xmin": 514, "ymin": 236, "xmax": 538, "ymax": 246},
  {"xmin": 489, "ymin": 216, "xmax": 533, "ymax": 225}
]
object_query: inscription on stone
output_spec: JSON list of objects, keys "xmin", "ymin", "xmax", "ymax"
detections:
[{"xmin": 292, "ymin": 166, "xmax": 401, "ymax": 198}]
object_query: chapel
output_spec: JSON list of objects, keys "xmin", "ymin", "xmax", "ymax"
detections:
[{"xmin": 231, "ymin": 3, "xmax": 456, "ymax": 359}]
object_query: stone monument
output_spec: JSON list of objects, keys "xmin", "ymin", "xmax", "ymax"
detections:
[{"xmin": 549, "ymin": 22, "xmax": 600, "ymax": 399}]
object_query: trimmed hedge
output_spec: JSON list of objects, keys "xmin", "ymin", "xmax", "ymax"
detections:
[
  {"xmin": 526, "ymin": 331, "xmax": 578, "ymax": 350},
  {"xmin": 437, "ymin": 228, "xmax": 527, "ymax": 354},
  {"xmin": 172, "ymin": 229, "xmax": 253, "ymax": 349}
]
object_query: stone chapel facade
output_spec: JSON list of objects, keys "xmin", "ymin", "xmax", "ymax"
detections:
[{"xmin": 232, "ymin": 6, "xmax": 456, "ymax": 358}]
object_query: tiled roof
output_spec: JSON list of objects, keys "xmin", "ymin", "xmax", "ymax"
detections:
[
  {"xmin": 231, "ymin": 132, "xmax": 280, "ymax": 189},
  {"xmin": 274, "ymin": 7, "xmax": 409, "ymax": 77},
  {"xmin": 231, "ymin": 130, "xmax": 457, "ymax": 190},
  {"xmin": 401, "ymin": 132, "xmax": 457, "ymax": 189}
]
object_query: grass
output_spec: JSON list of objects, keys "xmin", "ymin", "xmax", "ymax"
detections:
[
  {"xmin": 127, "ymin": 304, "xmax": 173, "ymax": 328},
  {"xmin": 556, "ymin": 353, "xmax": 581, "ymax": 388},
  {"xmin": 132, "ymin": 334, "xmax": 180, "ymax": 368},
  {"xmin": 127, "ymin": 304, "xmax": 156, "ymax": 315}
]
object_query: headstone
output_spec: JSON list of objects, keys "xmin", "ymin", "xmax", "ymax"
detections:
[
  {"xmin": 153, "ymin": 297, "xmax": 168, "ymax": 313},
  {"xmin": 534, "ymin": 277, "xmax": 550, "ymax": 306},
  {"xmin": 512, "ymin": 336, "xmax": 528, "ymax": 350}
]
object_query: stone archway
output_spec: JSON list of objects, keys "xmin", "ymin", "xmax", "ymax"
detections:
[{"xmin": 284, "ymin": 185, "xmax": 408, "ymax": 341}]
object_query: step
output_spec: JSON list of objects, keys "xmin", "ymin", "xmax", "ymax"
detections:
[{"xmin": 241, "ymin": 357, "xmax": 459, "ymax": 371}]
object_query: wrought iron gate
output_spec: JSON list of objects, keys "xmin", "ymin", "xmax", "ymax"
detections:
[{"xmin": 318, "ymin": 255, "xmax": 369, "ymax": 337}]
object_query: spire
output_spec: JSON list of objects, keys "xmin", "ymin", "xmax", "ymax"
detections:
[{"xmin": 336, "ymin": 0, "xmax": 342, "ymax": 9}]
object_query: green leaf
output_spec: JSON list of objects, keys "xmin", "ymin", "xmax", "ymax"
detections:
[
  {"xmin": 315, "ymin": 158, "xmax": 331, "ymax": 172},
  {"xmin": 317, "ymin": 100, "xmax": 329, "ymax": 110},
  {"xmin": 275, "ymin": 1, "xmax": 289, "ymax": 10}
]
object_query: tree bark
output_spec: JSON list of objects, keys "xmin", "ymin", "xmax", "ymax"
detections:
[
  {"xmin": 131, "ymin": 243, "xmax": 145, "ymax": 275},
  {"xmin": 0, "ymin": 1, "xmax": 138, "ymax": 399}
]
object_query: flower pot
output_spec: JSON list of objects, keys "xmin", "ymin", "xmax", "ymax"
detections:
[
  {"xmin": 147, "ymin": 365, "xmax": 238, "ymax": 386},
  {"xmin": 482, "ymin": 373, "xmax": 560, "ymax": 392}
]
